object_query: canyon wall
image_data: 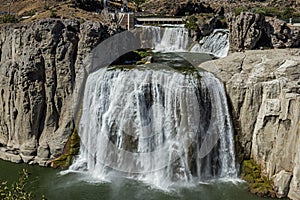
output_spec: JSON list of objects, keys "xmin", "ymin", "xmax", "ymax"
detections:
[
  {"xmin": 0, "ymin": 16, "xmax": 299, "ymax": 200},
  {"xmin": 199, "ymin": 49, "xmax": 300, "ymax": 200},
  {"xmin": 227, "ymin": 12, "xmax": 300, "ymax": 51},
  {"xmin": 0, "ymin": 19, "xmax": 119, "ymax": 166}
]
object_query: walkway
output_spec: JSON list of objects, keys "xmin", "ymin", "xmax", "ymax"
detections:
[{"xmin": 135, "ymin": 17, "xmax": 184, "ymax": 25}]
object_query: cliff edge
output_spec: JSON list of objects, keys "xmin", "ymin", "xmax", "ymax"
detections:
[
  {"xmin": 0, "ymin": 18, "xmax": 119, "ymax": 166},
  {"xmin": 199, "ymin": 49, "xmax": 300, "ymax": 200}
]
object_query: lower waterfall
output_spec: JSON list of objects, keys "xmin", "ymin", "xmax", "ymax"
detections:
[{"xmin": 70, "ymin": 62, "xmax": 237, "ymax": 189}]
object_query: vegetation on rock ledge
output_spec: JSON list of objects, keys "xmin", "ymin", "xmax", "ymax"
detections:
[
  {"xmin": 241, "ymin": 159, "xmax": 274, "ymax": 197},
  {"xmin": 51, "ymin": 128, "xmax": 80, "ymax": 169},
  {"xmin": 234, "ymin": 6, "xmax": 300, "ymax": 20},
  {"xmin": 0, "ymin": 14, "xmax": 19, "ymax": 23}
]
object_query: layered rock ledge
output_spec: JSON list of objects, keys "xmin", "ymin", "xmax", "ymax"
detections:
[{"xmin": 199, "ymin": 49, "xmax": 300, "ymax": 200}]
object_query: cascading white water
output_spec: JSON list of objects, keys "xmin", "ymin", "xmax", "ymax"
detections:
[
  {"xmin": 154, "ymin": 27, "xmax": 189, "ymax": 52},
  {"xmin": 103, "ymin": 0, "xmax": 108, "ymax": 6},
  {"xmin": 137, "ymin": 25, "xmax": 189, "ymax": 52},
  {"xmin": 190, "ymin": 29, "xmax": 230, "ymax": 58},
  {"xmin": 70, "ymin": 64, "xmax": 237, "ymax": 188},
  {"xmin": 69, "ymin": 24, "xmax": 237, "ymax": 189},
  {"xmin": 137, "ymin": 25, "xmax": 229, "ymax": 57}
]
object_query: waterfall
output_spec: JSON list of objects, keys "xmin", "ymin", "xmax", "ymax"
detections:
[
  {"xmin": 136, "ymin": 25, "xmax": 229, "ymax": 57},
  {"xmin": 190, "ymin": 29, "xmax": 229, "ymax": 58},
  {"xmin": 68, "ymin": 24, "xmax": 237, "ymax": 189},
  {"xmin": 137, "ymin": 25, "xmax": 189, "ymax": 52},
  {"xmin": 154, "ymin": 27, "xmax": 189, "ymax": 52},
  {"xmin": 103, "ymin": 0, "xmax": 108, "ymax": 7},
  {"xmin": 70, "ymin": 65, "xmax": 237, "ymax": 189}
]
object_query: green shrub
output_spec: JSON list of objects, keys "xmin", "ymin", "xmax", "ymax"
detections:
[
  {"xmin": 234, "ymin": 7, "xmax": 248, "ymax": 16},
  {"xmin": 248, "ymin": 6, "xmax": 298, "ymax": 20},
  {"xmin": 0, "ymin": 14, "xmax": 19, "ymax": 23},
  {"xmin": 22, "ymin": 10, "xmax": 36, "ymax": 17},
  {"xmin": 241, "ymin": 159, "xmax": 273, "ymax": 196},
  {"xmin": 185, "ymin": 15, "xmax": 198, "ymax": 30},
  {"xmin": 133, "ymin": 49, "xmax": 151, "ymax": 58},
  {"xmin": 52, "ymin": 128, "xmax": 80, "ymax": 169},
  {"xmin": 251, "ymin": 7, "xmax": 281, "ymax": 17},
  {"xmin": 50, "ymin": 10, "xmax": 58, "ymax": 18}
]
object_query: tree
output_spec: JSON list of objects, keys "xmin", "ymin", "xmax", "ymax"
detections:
[{"xmin": 0, "ymin": 169, "xmax": 46, "ymax": 200}]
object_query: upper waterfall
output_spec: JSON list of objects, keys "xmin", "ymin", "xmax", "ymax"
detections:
[
  {"xmin": 155, "ymin": 27, "xmax": 189, "ymax": 52},
  {"xmin": 136, "ymin": 25, "xmax": 229, "ymax": 57}
]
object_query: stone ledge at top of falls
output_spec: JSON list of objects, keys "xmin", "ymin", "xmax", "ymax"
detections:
[
  {"xmin": 198, "ymin": 49, "xmax": 300, "ymax": 200},
  {"xmin": 0, "ymin": 18, "xmax": 121, "ymax": 166}
]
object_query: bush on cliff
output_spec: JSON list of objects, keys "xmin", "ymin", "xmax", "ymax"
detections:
[
  {"xmin": 0, "ymin": 14, "xmax": 19, "ymax": 23},
  {"xmin": 241, "ymin": 159, "xmax": 274, "ymax": 197},
  {"xmin": 51, "ymin": 128, "xmax": 81, "ymax": 169},
  {"xmin": 185, "ymin": 15, "xmax": 198, "ymax": 30},
  {"xmin": 234, "ymin": 6, "xmax": 300, "ymax": 20}
]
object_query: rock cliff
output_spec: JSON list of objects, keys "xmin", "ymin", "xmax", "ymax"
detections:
[
  {"xmin": 0, "ymin": 15, "xmax": 299, "ymax": 200},
  {"xmin": 199, "ymin": 49, "xmax": 300, "ymax": 200},
  {"xmin": 0, "ymin": 19, "xmax": 119, "ymax": 166},
  {"xmin": 227, "ymin": 12, "xmax": 300, "ymax": 51}
]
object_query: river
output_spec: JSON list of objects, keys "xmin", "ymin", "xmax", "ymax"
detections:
[
  {"xmin": 0, "ymin": 26, "xmax": 274, "ymax": 200},
  {"xmin": 0, "ymin": 52, "xmax": 275, "ymax": 200},
  {"xmin": 0, "ymin": 159, "xmax": 273, "ymax": 200}
]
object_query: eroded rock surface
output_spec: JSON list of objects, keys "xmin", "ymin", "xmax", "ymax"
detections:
[
  {"xmin": 227, "ymin": 12, "xmax": 300, "ymax": 51},
  {"xmin": 0, "ymin": 19, "xmax": 118, "ymax": 166},
  {"xmin": 199, "ymin": 49, "xmax": 300, "ymax": 199}
]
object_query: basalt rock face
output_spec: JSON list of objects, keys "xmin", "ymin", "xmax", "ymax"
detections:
[
  {"xmin": 199, "ymin": 49, "xmax": 300, "ymax": 200},
  {"xmin": 227, "ymin": 12, "xmax": 300, "ymax": 51},
  {"xmin": 0, "ymin": 19, "xmax": 118, "ymax": 166},
  {"xmin": 140, "ymin": 0, "xmax": 214, "ymax": 16},
  {"xmin": 187, "ymin": 15, "xmax": 227, "ymax": 42},
  {"xmin": 172, "ymin": 1, "xmax": 214, "ymax": 16}
]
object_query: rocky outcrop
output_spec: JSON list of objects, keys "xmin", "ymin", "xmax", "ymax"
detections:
[
  {"xmin": 0, "ymin": 19, "xmax": 119, "ymax": 166},
  {"xmin": 227, "ymin": 12, "xmax": 300, "ymax": 51},
  {"xmin": 171, "ymin": 1, "xmax": 214, "ymax": 16},
  {"xmin": 186, "ymin": 15, "xmax": 227, "ymax": 41},
  {"xmin": 140, "ymin": 0, "xmax": 214, "ymax": 16},
  {"xmin": 198, "ymin": 49, "xmax": 300, "ymax": 199}
]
